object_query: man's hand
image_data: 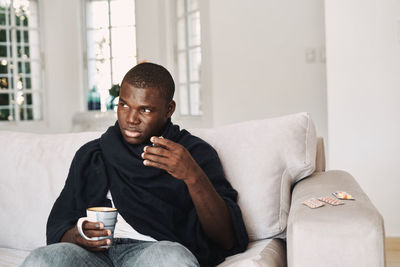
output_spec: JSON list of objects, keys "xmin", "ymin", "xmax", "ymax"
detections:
[
  {"xmin": 142, "ymin": 136, "xmax": 203, "ymax": 182},
  {"xmin": 61, "ymin": 221, "xmax": 112, "ymax": 251},
  {"xmin": 142, "ymin": 136, "xmax": 235, "ymax": 250}
]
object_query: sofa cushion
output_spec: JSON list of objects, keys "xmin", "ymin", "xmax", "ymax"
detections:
[
  {"xmin": 216, "ymin": 238, "xmax": 286, "ymax": 267},
  {"xmin": 0, "ymin": 131, "xmax": 102, "ymax": 251},
  {"xmin": 190, "ymin": 112, "xmax": 317, "ymax": 240},
  {"xmin": 0, "ymin": 247, "xmax": 30, "ymax": 266}
]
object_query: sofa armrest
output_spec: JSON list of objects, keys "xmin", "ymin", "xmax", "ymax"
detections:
[{"xmin": 287, "ymin": 170, "xmax": 385, "ymax": 267}]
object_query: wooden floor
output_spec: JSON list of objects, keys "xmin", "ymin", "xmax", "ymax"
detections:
[{"xmin": 386, "ymin": 238, "xmax": 400, "ymax": 267}]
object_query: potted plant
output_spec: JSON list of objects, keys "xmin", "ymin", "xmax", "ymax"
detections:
[{"xmin": 106, "ymin": 84, "xmax": 120, "ymax": 110}]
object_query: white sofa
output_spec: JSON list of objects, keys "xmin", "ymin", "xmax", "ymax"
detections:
[{"xmin": 0, "ymin": 113, "xmax": 385, "ymax": 266}]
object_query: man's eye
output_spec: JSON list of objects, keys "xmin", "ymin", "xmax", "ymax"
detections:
[
  {"xmin": 142, "ymin": 108, "xmax": 151, "ymax": 113},
  {"xmin": 119, "ymin": 103, "xmax": 128, "ymax": 108}
]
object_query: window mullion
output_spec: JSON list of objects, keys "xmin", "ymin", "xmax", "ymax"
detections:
[
  {"xmin": 107, "ymin": 0, "xmax": 113, "ymax": 87},
  {"xmin": 20, "ymin": 22, "xmax": 28, "ymax": 120},
  {"xmin": 10, "ymin": 1, "xmax": 20, "ymax": 122},
  {"xmin": 184, "ymin": 0, "xmax": 191, "ymax": 115}
]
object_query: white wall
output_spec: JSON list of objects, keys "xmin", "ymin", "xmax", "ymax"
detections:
[
  {"xmin": 0, "ymin": 0, "xmax": 327, "ymax": 138},
  {"xmin": 325, "ymin": 0, "xmax": 400, "ymax": 236},
  {"xmin": 206, "ymin": 0, "xmax": 327, "ymax": 141}
]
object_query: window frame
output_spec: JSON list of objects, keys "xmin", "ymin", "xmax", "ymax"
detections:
[
  {"xmin": 174, "ymin": 0, "xmax": 203, "ymax": 117},
  {"xmin": 0, "ymin": 0, "xmax": 44, "ymax": 124},
  {"xmin": 81, "ymin": 0, "xmax": 137, "ymax": 112}
]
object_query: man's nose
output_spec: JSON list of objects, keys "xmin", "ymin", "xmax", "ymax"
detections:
[{"xmin": 127, "ymin": 109, "xmax": 140, "ymax": 124}]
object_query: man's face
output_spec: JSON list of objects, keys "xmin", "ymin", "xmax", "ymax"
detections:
[{"xmin": 117, "ymin": 83, "xmax": 175, "ymax": 145}]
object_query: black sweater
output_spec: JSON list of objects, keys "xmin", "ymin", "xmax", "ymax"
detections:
[{"xmin": 46, "ymin": 120, "xmax": 248, "ymax": 266}]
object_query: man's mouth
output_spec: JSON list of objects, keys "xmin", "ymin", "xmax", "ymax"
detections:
[{"xmin": 124, "ymin": 129, "xmax": 142, "ymax": 138}]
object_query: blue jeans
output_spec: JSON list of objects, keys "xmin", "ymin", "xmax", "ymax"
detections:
[{"xmin": 21, "ymin": 238, "xmax": 200, "ymax": 267}]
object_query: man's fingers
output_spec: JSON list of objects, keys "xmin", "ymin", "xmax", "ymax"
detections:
[
  {"xmin": 143, "ymin": 159, "xmax": 169, "ymax": 172},
  {"xmin": 76, "ymin": 235, "xmax": 111, "ymax": 250},
  {"xmin": 83, "ymin": 221, "xmax": 104, "ymax": 230},
  {"xmin": 84, "ymin": 239, "xmax": 111, "ymax": 251},
  {"xmin": 85, "ymin": 238, "xmax": 111, "ymax": 248},
  {"xmin": 141, "ymin": 152, "xmax": 170, "ymax": 165},
  {"xmin": 143, "ymin": 146, "xmax": 169, "ymax": 157},
  {"xmin": 84, "ymin": 229, "xmax": 112, "ymax": 238},
  {"xmin": 150, "ymin": 136, "xmax": 175, "ymax": 149}
]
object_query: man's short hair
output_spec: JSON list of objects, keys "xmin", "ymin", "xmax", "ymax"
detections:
[{"xmin": 122, "ymin": 62, "xmax": 175, "ymax": 102}]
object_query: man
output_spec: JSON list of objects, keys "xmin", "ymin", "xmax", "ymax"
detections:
[{"xmin": 22, "ymin": 63, "xmax": 248, "ymax": 267}]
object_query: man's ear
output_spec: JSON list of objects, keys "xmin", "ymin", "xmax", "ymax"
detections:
[{"xmin": 167, "ymin": 100, "xmax": 176, "ymax": 118}]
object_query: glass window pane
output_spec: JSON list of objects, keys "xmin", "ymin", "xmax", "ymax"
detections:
[
  {"xmin": 17, "ymin": 45, "xmax": 29, "ymax": 58},
  {"xmin": 179, "ymin": 84, "xmax": 189, "ymax": 115},
  {"xmin": 85, "ymin": 0, "xmax": 136, "ymax": 111},
  {"xmin": 23, "ymin": 30, "xmax": 28, "ymax": 43},
  {"xmin": 110, "ymin": 0, "xmax": 135, "ymax": 27},
  {"xmin": 24, "ymin": 46, "xmax": 29, "ymax": 58},
  {"xmin": 189, "ymin": 47, "xmax": 201, "ymax": 81},
  {"xmin": 187, "ymin": 0, "xmax": 198, "ymax": 12},
  {"xmin": 25, "ymin": 77, "xmax": 31, "ymax": 89},
  {"xmin": 93, "ymin": 59, "xmax": 111, "ymax": 91},
  {"xmin": 0, "ymin": 13, "xmax": 6, "ymax": 25},
  {"xmin": 25, "ymin": 92, "xmax": 32, "ymax": 104},
  {"xmin": 178, "ymin": 51, "xmax": 187, "ymax": 83},
  {"xmin": 16, "ymin": 30, "xmax": 21, "ymax": 43},
  {"xmin": 177, "ymin": 18, "xmax": 186, "ymax": 50},
  {"xmin": 16, "ymin": 90, "xmax": 24, "ymax": 105},
  {"xmin": 112, "ymin": 57, "xmax": 136, "ymax": 85},
  {"xmin": 111, "ymin": 26, "xmax": 136, "ymax": 58},
  {"xmin": 0, "ymin": 1, "xmax": 11, "ymax": 11},
  {"xmin": 19, "ymin": 107, "xmax": 26, "ymax": 120},
  {"xmin": 0, "ymin": 92, "xmax": 10, "ymax": 105},
  {"xmin": 87, "ymin": 29, "xmax": 110, "ymax": 60},
  {"xmin": 18, "ymin": 94, "xmax": 40, "ymax": 120},
  {"xmin": 16, "ymin": 76, "xmax": 23, "ymax": 90},
  {"xmin": 176, "ymin": 0, "xmax": 184, "ymax": 17},
  {"xmin": 25, "ymin": 1, "xmax": 38, "ymax": 28},
  {"xmin": 0, "ymin": 29, "xmax": 6, "ymax": 42},
  {"xmin": 14, "ymin": 0, "xmax": 32, "ymax": 27},
  {"xmin": 86, "ymin": 0, "xmax": 109, "ymax": 29},
  {"xmin": 189, "ymin": 83, "xmax": 201, "ymax": 115},
  {"xmin": 0, "ymin": 60, "xmax": 7, "ymax": 73},
  {"xmin": 0, "ymin": 108, "xmax": 11, "ymax": 120},
  {"xmin": 188, "ymin": 11, "xmax": 201, "ymax": 47},
  {"xmin": 87, "ymin": 59, "xmax": 96, "ymax": 89},
  {"xmin": 25, "ymin": 62, "xmax": 30, "ymax": 73},
  {"xmin": 0, "ymin": 45, "xmax": 6, "ymax": 56},
  {"xmin": 26, "ymin": 107, "xmax": 33, "ymax": 119},
  {"xmin": 0, "ymin": 76, "xmax": 8, "ymax": 88}
]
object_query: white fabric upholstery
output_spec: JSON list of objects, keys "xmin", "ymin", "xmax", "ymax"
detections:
[
  {"xmin": 0, "ymin": 131, "xmax": 102, "ymax": 251},
  {"xmin": 0, "ymin": 248, "xmax": 30, "ymax": 267},
  {"xmin": 0, "ymin": 112, "xmax": 318, "ymax": 265},
  {"xmin": 217, "ymin": 239, "xmax": 286, "ymax": 267},
  {"xmin": 190, "ymin": 112, "xmax": 317, "ymax": 240}
]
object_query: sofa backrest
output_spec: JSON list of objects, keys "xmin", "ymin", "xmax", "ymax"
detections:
[
  {"xmin": 189, "ymin": 112, "xmax": 317, "ymax": 241},
  {"xmin": 0, "ymin": 112, "xmax": 318, "ymax": 250},
  {"xmin": 0, "ymin": 131, "xmax": 103, "ymax": 251}
]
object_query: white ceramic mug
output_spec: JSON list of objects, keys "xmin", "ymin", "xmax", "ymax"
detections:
[{"xmin": 77, "ymin": 207, "xmax": 118, "ymax": 247}]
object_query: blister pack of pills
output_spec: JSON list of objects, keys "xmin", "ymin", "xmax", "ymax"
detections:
[
  {"xmin": 318, "ymin": 196, "xmax": 344, "ymax": 206},
  {"xmin": 333, "ymin": 191, "xmax": 355, "ymax": 200},
  {"xmin": 302, "ymin": 198, "xmax": 325, "ymax": 209}
]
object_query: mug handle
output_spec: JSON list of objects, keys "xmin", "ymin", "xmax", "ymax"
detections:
[{"xmin": 77, "ymin": 217, "xmax": 98, "ymax": 241}]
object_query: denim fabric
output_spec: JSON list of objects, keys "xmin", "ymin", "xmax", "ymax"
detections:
[{"xmin": 21, "ymin": 238, "xmax": 200, "ymax": 267}]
